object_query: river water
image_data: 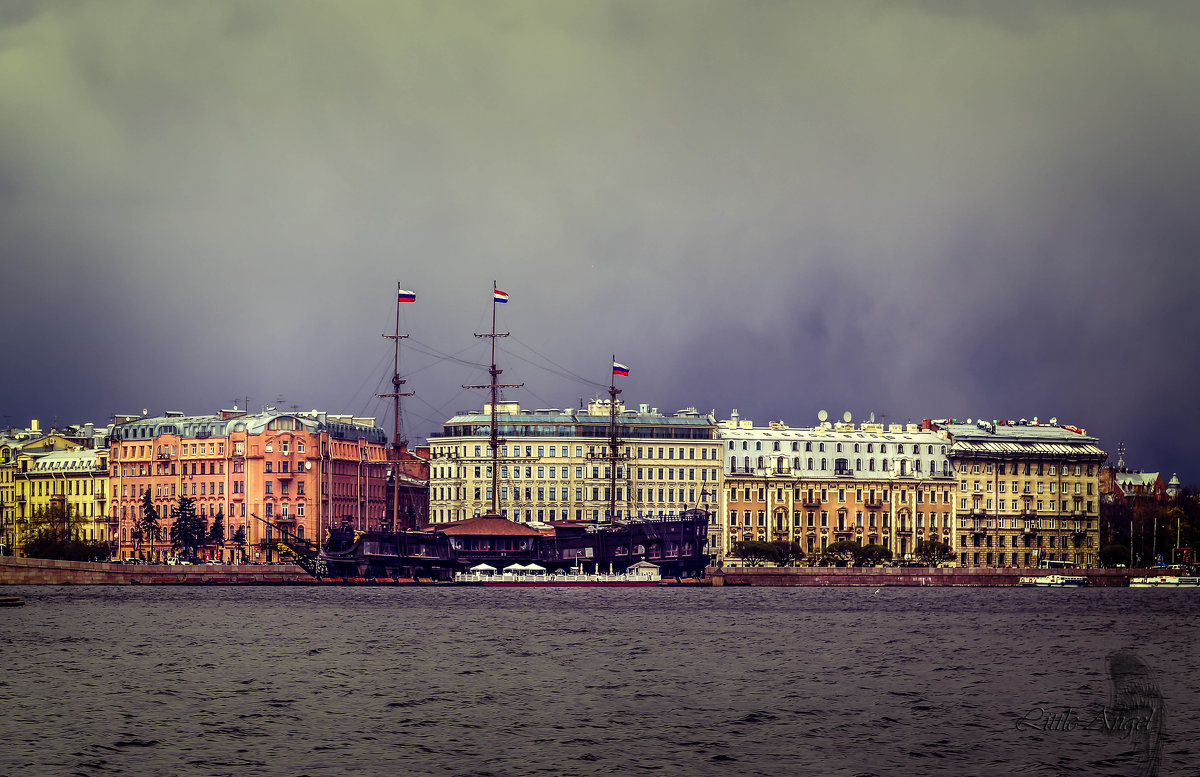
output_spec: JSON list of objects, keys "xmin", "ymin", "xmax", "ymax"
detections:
[{"xmin": 1, "ymin": 585, "xmax": 1198, "ymax": 777}]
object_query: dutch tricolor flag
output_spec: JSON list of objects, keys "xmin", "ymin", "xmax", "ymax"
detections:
[
  {"xmin": 494, "ymin": 289, "xmax": 509, "ymax": 303},
  {"xmin": 397, "ymin": 289, "xmax": 416, "ymax": 303},
  {"xmin": 612, "ymin": 362, "xmax": 629, "ymax": 377}
]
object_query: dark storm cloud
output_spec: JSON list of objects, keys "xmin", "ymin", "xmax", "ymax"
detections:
[{"xmin": 1, "ymin": 1, "xmax": 1198, "ymax": 480}]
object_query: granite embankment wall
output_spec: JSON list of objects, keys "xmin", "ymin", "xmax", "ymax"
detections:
[
  {"xmin": 707, "ymin": 566, "xmax": 1136, "ymax": 586},
  {"xmin": 0, "ymin": 556, "xmax": 312, "ymax": 585}
]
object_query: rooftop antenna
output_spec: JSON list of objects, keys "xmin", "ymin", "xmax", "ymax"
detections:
[
  {"xmin": 1116, "ymin": 441, "xmax": 1126, "ymax": 469},
  {"xmin": 817, "ymin": 409, "xmax": 828, "ymax": 423},
  {"xmin": 843, "ymin": 411, "xmax": 852, "ymax": 423},
  {"xmin": 869, "ymin": 411, "xmax": 875, "ymax": 424}
]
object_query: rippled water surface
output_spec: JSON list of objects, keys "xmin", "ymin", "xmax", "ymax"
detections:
[{"xmin": 2, "ymin": 585, "xmax": 1199, "ymax": 777}]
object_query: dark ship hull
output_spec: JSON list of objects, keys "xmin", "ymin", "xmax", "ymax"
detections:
[{"xmin": 279, "ymin": 515, "xmax": 711, "ymax": 583}]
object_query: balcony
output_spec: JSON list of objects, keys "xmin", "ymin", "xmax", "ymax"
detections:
[
  {"xmin": 895, "ymin": 527, "xmax": 913, "ymax": 535},
  {"xmin": 1072, "ymin": 509, "xmax": 1084, "ymax": 517},
  {"xmin": 971, "ymin": 508, "xmax": 986, "ymax": 516},
  {"xmin": 157, "ymin": 452, "xmax": 171, "ymax": 460},
  {"xmin": 802, "ymin": 497, "xmax": 822, "ymax": 509},
  {"xmin": 833, "ymin": 468, "xmax": 854, "ymax": 478},
  {"xmin": 971, "ymin": 524, "xmax": 988, "ymax": 534},
  {"xmin": 1022, "ymin": 508, "xmax": 1038, "ymax": 517},
  {"xmin": 865, "ymin": 499, "xmax": 883, "ymax": 509}
]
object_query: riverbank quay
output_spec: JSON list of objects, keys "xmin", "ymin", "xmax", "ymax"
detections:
[
  {"xmin": 707, "ymin": 566, "xmax": 1137, "ymax": 586},
  {"xmin": 0, "ymin": 556, "xmax": 311, "ymax": 585}
]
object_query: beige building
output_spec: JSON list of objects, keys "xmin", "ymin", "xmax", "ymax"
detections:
[
  {"xmin": 940, "ymin": 421, "xmax": 1106, "ymax": 568},
  {"xmin": 715, "ymin": 412, "xmax": 956, "ymax": 564},
  {"xmin": 427, "ymin": 400, "xmax": 720, "ymax": 526}
]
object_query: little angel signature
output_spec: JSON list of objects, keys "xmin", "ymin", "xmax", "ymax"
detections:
[{"xmin": 1016, "ymin": 705, "xmax": 1158, "ymax": 738}]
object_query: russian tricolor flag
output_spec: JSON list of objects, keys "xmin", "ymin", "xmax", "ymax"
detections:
[
  {"xmin": 612, "ymin": 361, "xmax": 629, "ymax": 377},
  {"xmin": 494, "ymin": 289, "xmax": 509, "ymax": 303},
  {"xmin": 397, "ymin": 289, "xmax": 416, "ymax": 303}
]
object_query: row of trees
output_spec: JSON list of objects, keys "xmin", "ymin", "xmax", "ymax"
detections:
[
  {"xmin": 1100, "ymin": 488, "xmax": 1200, "ymax": 567},
  {"xmin": 730, "ymin": 539, "xmax": 956, "ymax": 568},
  {"xmin": 19, "ymin": 489, "xmax": 249, "ymax": 562},
  {"xmin": 132, "ymin": 489, "xmax": 249, "ymax": 561},
  {"xmin": 17, "ymin": 502, "xmax": 110, "ymax": 561}
]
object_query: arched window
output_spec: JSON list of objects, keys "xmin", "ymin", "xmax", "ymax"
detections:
[{"xmin": 807, "ymin": 457, "xmax": 814, "ymax": 469}]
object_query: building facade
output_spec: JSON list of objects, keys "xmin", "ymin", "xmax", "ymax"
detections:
[
  {"xmin": 108, "ymin": 409, "xmax": 391, "ymax": 562},
  {"xmin": 427, "ymin": 400, "xmax": 721, "ymax": 526},
  {"xmin": 715, "ymin": 411, "xmax": 956, "ymax": 563},
  {"xmin": 940, "ymin": 421, "xmax": 1106, "ymax": 568},
  {"xmin": 12, "ymin": 448, "xmax": 110, "ymax": 548}
]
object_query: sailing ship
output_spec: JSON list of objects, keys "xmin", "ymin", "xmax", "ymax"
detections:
[{"xmin": 268, "ymin": 283, "xmax": 711, "ymax": 583}]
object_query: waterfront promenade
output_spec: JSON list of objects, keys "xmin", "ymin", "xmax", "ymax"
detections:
[{"xmin": 1, "ymin": 556, "xmax": 1144, "ymax": 586}]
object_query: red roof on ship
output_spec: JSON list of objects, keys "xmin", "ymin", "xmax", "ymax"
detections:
[{"xmin": 438, "ymin": 515, "xmax": 542, "ymax": 537}]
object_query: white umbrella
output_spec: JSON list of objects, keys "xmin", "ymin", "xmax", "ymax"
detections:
[{"xmin": 470, "ymin": 563, "xmax": 497, "ymax": 572}]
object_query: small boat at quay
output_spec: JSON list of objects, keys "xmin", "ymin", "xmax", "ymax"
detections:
[
  {"xmin": 1018, "ymin": 575, "xmax": 1090, "ymax": 587},
  {"xmin": 1129, "ymin": 575, "xmax": 1200, "ymax": 588},
  {"xmin": 455, "ymin": 561, "xmax": 663, "ymax": 587}
]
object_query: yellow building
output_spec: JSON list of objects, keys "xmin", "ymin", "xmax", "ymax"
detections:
[
  {"xmin": 428, "ymin": 400, "xmax": 720, "ymax": 526},
  {"xmin": 1, "ymin": 439, "xmax": 17, "ymax": 555},
  {"xmin": 11, "ymin": 447, "xmax": 109, "ymax": 556},
  {"xmin": 941, "ymin": 421, "xmax": 1106, "ymax": 568}
]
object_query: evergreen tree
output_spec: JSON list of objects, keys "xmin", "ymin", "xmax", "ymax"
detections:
[
  {"xmin": 209, "ymin": 508, "xmax": 226, "ymax": 554},
  {"xmin": 231, "ymin": 525, "xmax": 247, "ymax": 564},
  {"xmin": 137, "ymin": 488, "xmax": 160, "ymax": 560},
  {"xmin": 169, "ymin": 494, "xmax": 205, "ymax": 559}
]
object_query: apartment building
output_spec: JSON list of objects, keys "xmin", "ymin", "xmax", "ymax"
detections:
[
  {"xmin": 426, "ymin": 399, "xmax": 720, "ymax": 526},
  {"xmin": 940, "ymin": 421, "xmax": 1106, "ymax": 568},
  {"xmin": 108, "ymin": 408, "xmax": 391, "ymax": 562},
  {"xmin": 715, "ymin": 411, "xmax": 955, "ymax": 563}
]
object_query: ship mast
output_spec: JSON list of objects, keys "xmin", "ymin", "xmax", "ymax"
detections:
[
  {"xmin": 591, "ymin": 357, "xmax": 629, "ymax": 524},
  {"xmin": 377, "ymin": 282, "xmax": 414, "ymax": 530},
  {"xmin": 463, "ymin": 282, "xmax": 522, "ymax": 518}
]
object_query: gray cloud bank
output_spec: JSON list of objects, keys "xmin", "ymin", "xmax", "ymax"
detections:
[{"xmin": 1, "ymin": 1, "xmax": 1198, "ymax": 478}]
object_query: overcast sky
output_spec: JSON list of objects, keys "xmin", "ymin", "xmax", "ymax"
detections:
[{"xmin": 2, "ymin": 1, "xmax": 1197, "ymax": 480}]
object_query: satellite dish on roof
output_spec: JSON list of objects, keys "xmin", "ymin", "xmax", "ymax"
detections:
[
  {"xmin": 869, "ymin": 412, "xmax": 875, "ymax": 423},
  {"xmin": 843, "ymin": 411, "xmax": 852, "ymax": 423},
  {"xmin": 1049, "ymin": 417, "xmax": 1058, "ymax": 425},
  {"xmin": 817, "ymin": 410, "xmax": 828, "ymax": 422}
]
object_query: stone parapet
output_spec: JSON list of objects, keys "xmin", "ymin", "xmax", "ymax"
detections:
[{"xmin": 0, "ymin": 556, "xmax": 311, "ymax": 585}]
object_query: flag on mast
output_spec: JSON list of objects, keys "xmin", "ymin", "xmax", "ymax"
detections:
[
  {"xmin": 612, "ymin": 361, "xmax": 629, "ymax": 377},
  {"xmin": 494, "ymin": 289, "xmax": 509, "ymax": 303},
  {"xmin": 397, "ymin": 289, "xmax": 416, "ymax": 303}
]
